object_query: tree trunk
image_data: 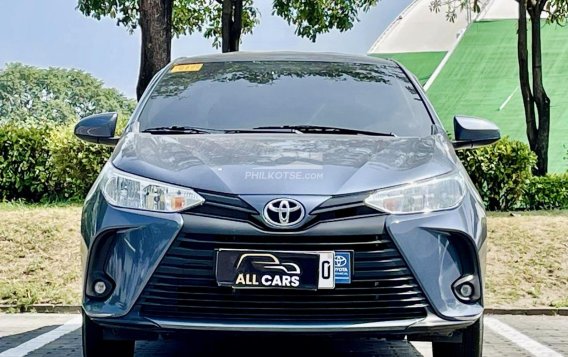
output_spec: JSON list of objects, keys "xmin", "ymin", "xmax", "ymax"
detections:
[
  {"xmin": 529, "ymin": 3, "xmax": 551, "ymax": 175},
  {"xmin": 517, "ymin": 0, "xmax": 537, "ymax": 152},
  {"xmin": 136, "ymin": 0, "xmax": 173, "ymax": 100},
  {"xmin": 221, "ymin": 0, "xmax": 243, "ymax": 53},
  {"xmin": 221, "ymin": 0, "xmax": 232, "ymax": 53},
  {"xmin": 230, "ymin": 0, "xmax": 243, "ymax": 51}
]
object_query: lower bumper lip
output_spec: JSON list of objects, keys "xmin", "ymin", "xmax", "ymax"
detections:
[{"xmin": 138, "ymin": 310, "xmax": 481, "ymax": 333}]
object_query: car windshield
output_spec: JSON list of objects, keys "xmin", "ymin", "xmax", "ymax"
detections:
[{"xmin": 137, "ymin": 61, "xmax": 433, "ymax": 137}]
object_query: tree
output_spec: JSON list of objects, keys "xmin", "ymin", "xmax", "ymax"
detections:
[
  {"xmin": 220, "ymin": 0, "xmax": 382, "ymax": 52},
  {"xmin": 77, "ymin": 0, "xmax": 379, "ymax": 99},
  {"xmin": 77, "ymin": 0, "xmax": 258, "ymax": 98},
  {"xmin": 0, "ymin": 64, "xmax": 135, "ymax": 201},
  {"xmin": 520, "ymin": 0, "xmax": 568, "ymax": 175},
  {"xmin": 431, "ymin": 0, "xmax": 568, "ymax": 175},
  {"xmin": 221, "ymin": 0, "xmax": 243, "ymax": 52},
  {"xmin": 0, "ymin": 63, "xmax": 135, "ymax": 125},
  {"xmin": 137, "ymin": 0, "xmax": 173, "ymax": 99}
]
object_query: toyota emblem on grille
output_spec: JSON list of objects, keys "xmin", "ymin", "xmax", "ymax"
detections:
[{"xmin": 263, "ymin": 198, "xmax": 305, "ymax": 228}]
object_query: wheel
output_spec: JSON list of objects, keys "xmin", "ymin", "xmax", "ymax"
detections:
[
  {"xmin": 432, "ymin": 316, "xmax": 483, "ymax": 357},
  {"xmin": 82, "ymin": 310, "xmax": 135, "ymax": 357}
]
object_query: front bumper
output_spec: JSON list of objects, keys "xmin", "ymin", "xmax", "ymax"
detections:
[
  {"xmin": 91, "ymin": 309, "xmax": 480, "ymax": 340},
  {"xmin": 81, "ymin": 190, "xmax": 486, "ymax": 334}
]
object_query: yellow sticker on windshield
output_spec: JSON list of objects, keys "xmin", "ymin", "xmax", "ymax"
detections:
[{"xmin": 171, "ymin": 63, "xmax": 203, "ymax": 73}]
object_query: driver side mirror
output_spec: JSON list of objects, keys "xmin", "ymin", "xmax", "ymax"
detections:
[
  {"xmin": 74, "ymin": 112, "xmax": 120, "ymax": 146},
  {"xmin": 452, "ymin": 116, "xmax": 500, "ymax": 150}
]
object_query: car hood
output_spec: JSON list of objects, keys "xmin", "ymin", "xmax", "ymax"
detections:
[{"xmin": 112, "ymin": 133, "xmax": 456, "ymax": 196}]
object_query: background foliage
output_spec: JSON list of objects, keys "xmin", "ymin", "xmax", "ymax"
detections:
[
  {"xmin": 0, "ymin": 63, "xmax": 135, "ymax": 125},
  {"xmin": 48, "ymin": 125, "xmax": 114, "ymax": 200},
  {"xmin": 77, "ymin": 0, "xmax": 379, "ymax": 47},
  {"xmin": 0, "ymin": 123, "xmax": 54, "ymax": 201},
  {"xmin": 457, "ymin": 137, "xmax": 537, "ymax": 210},
  {"xmin": 0, "ymin": 64, "xmax": 133, "ymax": 201},
  {"xmin": 521, "ymin": 174, "xmax": 568, "ymax": 209}
]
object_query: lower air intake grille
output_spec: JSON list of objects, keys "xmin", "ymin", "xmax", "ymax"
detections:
[{"xmin": 136, "ymin": 231, "xmax": 429, "ymax": 323}]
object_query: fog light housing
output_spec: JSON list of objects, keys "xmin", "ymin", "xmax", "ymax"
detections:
[
  {"xmin": 86, "ymin": 275, "xmax": 114, "ymax": 299},
  {"xmin": 452, "ymin": 275, "xmax": 481, "ymax": 303},
  {"xmin": 94, "ymin": 280, "xmax": 107, "ymax": 295},
  {"xmin": 459, "ymin": 283, "xmax": 474, "ymax": 298}
]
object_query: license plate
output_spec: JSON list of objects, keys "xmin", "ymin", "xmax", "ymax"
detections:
[{"xmin": 216, "ymin": 249, "xmax": 335, "ymax": 290}]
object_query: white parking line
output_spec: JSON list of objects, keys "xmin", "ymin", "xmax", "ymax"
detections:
[
  {"xmin": 410, "ymin": 341, "xmax": 432, "ymax": 357},
  {"xmin": 485, "ymin": 316, "xmax": 563, "ymax": 357},
  {"xmin": 0, "ymin": 316, "xmax": 82, "ymax": 357}
]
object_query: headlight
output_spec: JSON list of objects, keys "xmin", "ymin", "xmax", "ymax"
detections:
[
  {"xmin": 364, "ymin": 171, "xmax": 466, "ymax": 214},
  {"xmin": 99, "ymin": 164, "xmax": 204, "ymax": 212}
]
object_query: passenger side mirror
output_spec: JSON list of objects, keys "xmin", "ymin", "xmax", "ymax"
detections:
[
  {"xmin": 74, "ymin": 112, "xmax": 119, "ymax": 146},
  {"xmin": 452, "ymin": 116, "xmax": 500, "ymax": 150}
]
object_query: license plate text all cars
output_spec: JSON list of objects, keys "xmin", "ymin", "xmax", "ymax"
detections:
[{"xmin": 216, "ymin": 249, "xmax": 336, "ymax": 290}]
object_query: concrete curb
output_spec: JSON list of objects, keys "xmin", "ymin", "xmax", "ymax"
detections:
[
  {"xmin": 1, "ymin": 305, "xmax": 567, "ymax": 316},
  {"xmin": 485, "ymin": 308, "xmax": 568, "ymax": 316},
  {"xmin": 0, "ymin": 305, "xmax": 81, "ymax": 313}
]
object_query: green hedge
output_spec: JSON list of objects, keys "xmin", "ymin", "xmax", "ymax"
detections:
[
  {"xmin": 521, "ymin": 174, "xmax": 568, "ymax": 210},
  {"xmin": 0, "ymin": 122, "xmax": 113, "ymax": 202},
  {"xmin": 0, "ymin": 123, "xmax": 54, "ymax": 201},
  {"xmin": 0, "ymin": 112, "xmax": 130, "ymax": 201},
  {"xmin": 457, "ymin": 137, "xmax": 537, "ymax": 211},
  {"xmin": 48, "ymin": 125, "xmax": 113, "ymax": 199},
  {"xmin": 458, "ymin": 137, "xmax": 568, "ymax": 210}
]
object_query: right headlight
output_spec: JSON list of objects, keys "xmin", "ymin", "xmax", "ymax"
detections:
[
  {"xmin": 364, "ymin": 171, "xmax": 466, "ymax": 214},
  {"xmin": 96, "ymin": 163, "xmax": 204, "ymax": 213}
]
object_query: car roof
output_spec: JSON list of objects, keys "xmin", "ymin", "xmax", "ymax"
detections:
[{"xmin": 172, "ymin": 51, "xmax": 397, "ymax": 67}]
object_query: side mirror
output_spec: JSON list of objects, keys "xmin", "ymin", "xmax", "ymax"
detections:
[
  {"xmin": 74, "ymin": 112, "xmax": 119, "ymax": 146},
  {"xmin": 452, "ymin": 116, "xmax": 500, "ymax": 150}
]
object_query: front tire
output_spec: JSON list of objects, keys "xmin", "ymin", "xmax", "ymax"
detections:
[
  {"xmin": 82, "ymin": 311, "xmax": 135, "ymax": 357},
  {"xmin": 432, "ymin": 316, "xmax": 483, "ymax": 357}
]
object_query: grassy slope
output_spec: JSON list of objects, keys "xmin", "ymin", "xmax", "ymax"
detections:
[
  {"xmin": 426, "ymin": 20, "xmax": 568, "ymax": 172},
  {"xmin": 0, "ymin": 204, "xmax": 82, "ymax": 306},
  {"xmin": 486, "ymin": 212, "xmax": 568, "ymax": 307},
  {"xmin": 371, "ymin": 51, "xmax": 446, "ymax": 85},
  {"xmin": 0, "ymin": 205, "xmax": 567, "ymax": 308}
]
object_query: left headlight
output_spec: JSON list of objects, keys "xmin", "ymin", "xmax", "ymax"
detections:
[
  {"xmin": 364, "ymin": 171, "xmax": 466, "ymax": 214},
  {"xmin": 99, "ymin": 164, "xmax": 204, "ymax": 212}
]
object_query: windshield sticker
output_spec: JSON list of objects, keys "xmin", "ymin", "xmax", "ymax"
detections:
[{"xmin": 171, "ymin": 63, "xmax": 203, "ymax": 73}]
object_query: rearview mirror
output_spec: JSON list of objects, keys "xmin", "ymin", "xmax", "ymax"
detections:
[
  {"xmin": 452, "ymin": 116, "xmax": 500, "ymax": 150},
  {"xmin": 74, "ymin": 112, "xmax": 119, "ymax": 146}
]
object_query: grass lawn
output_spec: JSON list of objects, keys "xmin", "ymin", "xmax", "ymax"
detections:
[
  {"xmin": 485, "ymin": 211, "xmax": 568, "ymax": 307},
  {"xmin": 0, "ymin": 204, "xmax": 567, "ymax": 309},
  {"xmin": 0, "ymin": 203, "xmax": 82, "ymax": 307},
  {"xmin": 425, "ymin": 20, "xmax": 568, "ymax": 172}
]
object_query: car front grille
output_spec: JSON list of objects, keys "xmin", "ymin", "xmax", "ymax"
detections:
[
  {"xmin": 136, "ymin": 228, "xmax": 429, "ymax": 323},
  {"xmin": 189, "ymin": 190, "xmax": 381, "ymax": 230}
]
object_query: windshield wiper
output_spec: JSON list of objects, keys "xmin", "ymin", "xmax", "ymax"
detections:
[
  {"xmin": 253, "ymin": 125, "xmax": 396, "ymax": 137},
  {"xmin": 142, "ymin": 126, "xmax": 217, "ymax": 134},
  {"xmin": 142, "ymin": 125, "xmax": 396, "ymax": 137},
  {"xmin": 224, "ymin": 128, "xmax": 303, "ymax": 134}
]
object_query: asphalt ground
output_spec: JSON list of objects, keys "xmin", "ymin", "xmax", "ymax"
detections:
[{"xmin": 0, "ymin": 314, "xmax": 567, "ymax": 356}]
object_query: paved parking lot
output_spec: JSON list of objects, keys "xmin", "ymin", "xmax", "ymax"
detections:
[{"xmin": 0, "ymin": 314, "xmax": 566, "ymax": 356}]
